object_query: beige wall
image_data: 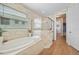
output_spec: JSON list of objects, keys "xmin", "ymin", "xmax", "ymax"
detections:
[
  {"xmin": 3, "ymin": 29, "xmax": 29, "ymax": 41},
  {"xmin": 41, "ymin": 17, "xmax": 53, "ymax": 48}
]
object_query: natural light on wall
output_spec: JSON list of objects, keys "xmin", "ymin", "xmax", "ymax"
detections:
[{"xmin": 33, "ymin": 17, "xmax": 42, "ymax": 36}]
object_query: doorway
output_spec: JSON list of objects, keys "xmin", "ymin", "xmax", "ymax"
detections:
[{"xmin": 56, "ymin": 14, "xmax": 66, "ymax": 39}]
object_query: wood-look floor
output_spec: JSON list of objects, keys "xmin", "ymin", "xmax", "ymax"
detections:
[{"xmin": 39, "ymin": 35, "xmax": 79, "ymax": 55}]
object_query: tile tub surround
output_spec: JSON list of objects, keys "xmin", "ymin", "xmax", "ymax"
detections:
[
  {"xmin": 2, "ymin": 29, "xmax": 29, "ymax": 41},
  {"xmin": 0, "ymin": 37, "xmax": 4, "ymax": 47}
]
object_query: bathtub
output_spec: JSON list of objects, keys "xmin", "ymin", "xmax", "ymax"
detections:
[{"xmin": 0, "ymin": 36, "xmax": 41, "ymax": 55}]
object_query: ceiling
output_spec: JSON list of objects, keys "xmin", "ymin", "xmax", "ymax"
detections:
[{"xmin": 23, "ymin": 3, "xmax": 71, "ymax": 16}]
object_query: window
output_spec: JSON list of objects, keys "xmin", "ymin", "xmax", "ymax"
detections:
[
  {"xmin": 34, "ymin": 18, "xmax": 41, "ymax": 30},
  {"xmin": 21, "ymin": 21, "xmax": 25, "ymax": 25},
  {"xmin": 14, "ymin": 20, "xmax": 19, "ymax": 24},
  {"xmin": 0, "ymin": 17, "xmax": 10, "ymax": 25},
  {"xmin": 33, "ymin": 17, "xmax": 42, "ymax": 36}
]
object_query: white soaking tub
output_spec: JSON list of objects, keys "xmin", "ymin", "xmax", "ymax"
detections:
[{"xmin": 0, "ymin": 36, "xmax": 41, "ymax": 55}]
